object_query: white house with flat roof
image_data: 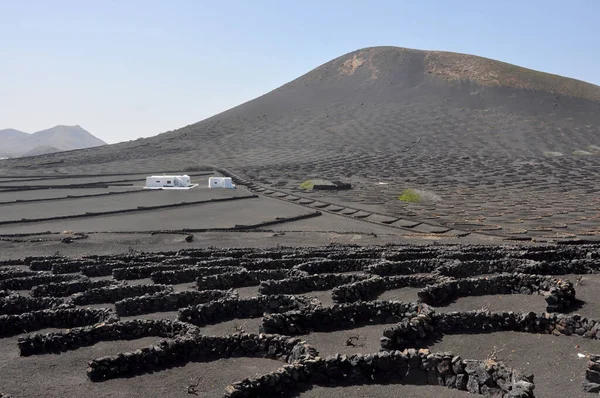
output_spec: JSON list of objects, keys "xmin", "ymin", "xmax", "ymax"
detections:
[
  {"xmin": 208, "ymin": 177, "xmax": 236, "ymax": 189},
  {"xmin": 145, "ymin": 174, "xmax": 198, "ymax": 190}
]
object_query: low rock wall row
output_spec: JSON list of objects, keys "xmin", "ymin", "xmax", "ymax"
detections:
[
  {"xmin": 18, "ymin": 319, "xmax": 196, "ymax": 356},
  {"xmin": 114, "ymin": 289, "xmax": 232, "ymax": 316},
  {"xmin": 197, "ymin": 269, "xmax": 289, "ymax": 291},
  {"xmin": 111, "ymin": 264, "xmax": 185, "ymax": 280},
  {"xmin": 80, "ymin": 261, "xmax": 130, "ymax": 277},
  {"xmin": 432, "ymin": 259, "xmax": 526, "ymax": 278},
  {"xmin": 0, "ymin": 308, "xmax": 112, "ymax": 337},
  {"xmin": 0, "ymin": 273, "xmax": 81, "ymax": 290},
  {"xmin": 239, "ymin": 258, "xmax": 307, "ymax": 270},
  {"xmin": 261, "ymin": 300, "xmax": 427, "ymax": 335},
  {"xmin": 30, "ymin": 278, "xmax": 117, "ymax": 297},
  {"xmin": 178, "ymin": 295, "xmax": 309, "ymax": 327},
  {"xmin": 331, "ymin": 275, "xmax": 443, "ymax": 303},
  {"xmin": 28, "ymin": 258, "xmax": 68, "ymax": 271},
  {"xmin": 417, "ymin": 273, "xmax": 575, "ymax": 312},
  {"xmin": 224, "ymin": 349, "xmax": 534, "ymax": 397},
  {"xmin": 150, "ymin": 266, "xmax": 245, "ymax": 285},
  {"xmin": 381, "ymin": 309, "xmax": 600, "ymax": 350},
  {"xmin": 259, "ymin": 274, "xmax": 367, "ymax": 295},
  {"xmin": 51, "ymin": 260, "xmax": 105, "ymax": 274},
  {"xmin": 87, "ymin": 333, "xmax": 317, "ymax": 381},
  {"xmin": 0, "ymin": 294, "xmax": 69, "ymax": 316},
  {"xmin": 71, "ymin": 284, "xmax": 172, "ymax": 305},
  {"xmin": 0, "ymin": 269, "xmax": 39, "ymax": 281},
  {"xmin": 293, "ymin": 258, "xmax": 371, "ymax": 274},
  {"xmin": 365, "ymin": 259, "xmax": 442, "ymax": 276}
]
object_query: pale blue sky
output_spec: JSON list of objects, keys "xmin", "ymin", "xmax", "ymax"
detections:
[{"xmin": 1, "ymin": 0, "xmax": 598, "ymax": 143}]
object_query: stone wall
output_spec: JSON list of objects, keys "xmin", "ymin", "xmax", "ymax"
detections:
[
  {"xmin": 50, "ymin": 260, "xmax": 102, "ymax": 274},
  {"xmin": 30, "ymin": 278, "xmax": 117, "ymax": 297},
  {"xmin": 87, "ymin": 333, "xmax": 317, "ymax": 381},
  {"xmin": 178, "ymin": 295, "xmax": 308, "ymax": 327},
  {"xmin": 261, "ymin": 300, "xmax": 426, "ymax": 335},
  {"xmin": 0, "ymin": 294, "xmax": 69, "ymax": 316},
  {"xmin": 240, "ymin": 258, "xmax": 305, "ymax": 270},
  {"xmin": 111, "ymin": 264, "xmax": 184, "ymax": 280},
  {"xmin": 114, "ymin": 289, "xmax": 232, "ymax": 316},
  {"xmin": 0, "ymin": 273, "xmax": 81, "ymax": 290},
  {"xmin": 433, "ymin": 259, "xmax": 524, "ymax": 278},
  {"xmin": 197, "ymin": 269, "xmax": 289, "ymax": 290},
  {"xmin": 224, "ymin": 349, "xmax": 535, "ymax": 397},
  {"xmin": 18, "ymin": 319, "xmax": 195, "ymax": 356},
  {"xmin": 0, "ymin": 308, "xmax": 112, "ymax": 337},
  {"xmin": 381, "ymin": 308, "xmax": 600, "ymax": 351},
  {"xmin": 259, "ymin": 274, "xmax": 367, "ymax": 295},
  {"xmin": 71, "ymin": 284, "xmax": 172, "ymax": 305},
  {"xmin": 150, "ymin": 266, "xmax": 245, "ymax": 285},
  {"xmin": 584, "ymin": 354, "xmax": 600, "ymax": 393},
  {"xmin": 0, "ymin": 269, "xmax": 38, "ymax": 281},
  {"xmin": 28, "ymin": 258, "xmax": 68, "ymax": 271},
  {"xmin": 365, "ymin": 259, "xmax": 441, "ymax": 276},
  {"xmin": 80, "ymin": 261, "xmax": 129, "ymax": 277},
  {"xmin": 294, "ymin": 258, "xmax": 369, "ymax": 274},
  {"xmin": 332, "ymin": 275, "xmax": 442, "ymax": 303},
  {"xmin": 417, "ymin": 273, "xmax": 575, "ymax": 312}
]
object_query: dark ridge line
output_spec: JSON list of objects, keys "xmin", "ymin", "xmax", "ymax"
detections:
[
  {"xmin": 0, "ymin": 172, "xmax": 213, "ymax": 191},
  {"xmin": 233, "ymin": 211, "xmax": 322, "ymax": 230},
  {"xmin": 0, "ymin": 170, "xmax": 215, "ymax": 180},
  {"xmin": 0, "ymin": 194, "xmax": 258, "ymax": 226},
  {"xmin": 0, "ymin": 235, "xmax": 88, "ymax": 243},
  {"xmin": 104, "ymin": 211, "xmax": 322, "ymax": 234},
  {"xmin": 218, "ymin": 168, "xmax": 475, "ymax": 238},
  {"xmin": 0, "ymin": 189, "xmax": 151, "ymax": 206},
  {"xmin": 0, "ymin": 226, "xmax": 385, "ymax": 240},
  {"xmin": 0, "ymin": 185, "xmax": 120, "ymax": 193}
]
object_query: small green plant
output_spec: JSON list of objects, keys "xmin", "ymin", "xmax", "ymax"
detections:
[
  {"xmin": 543, "ymin": 151, "xmax": 563, "ymax": 158},
  {"xmin": 573, "ymin": 150, "xmax": 593, "ymax": 156},
  {"xmin": 398, "ymin": 188, "xmax": 441, "ymax": 203},
  {"xmin": 299, "ymin": 180, "xmax": 315, "ymax": 190},
  {"xmin": 399, "ymin": 189, "xmax": 422, "ymax": 203},
  {"xmin": 587, "ymin": 145, "xmax": 600, "ymax": 153}
]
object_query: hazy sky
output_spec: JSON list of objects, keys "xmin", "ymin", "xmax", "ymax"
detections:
[{"xmin": 1, "ymin": 0, "xmax": 599, "ymax": 144}]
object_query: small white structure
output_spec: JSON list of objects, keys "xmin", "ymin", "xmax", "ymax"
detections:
[
  {"xmin": 145, "ymin": 174, "xmax": 198, "ymax": 190},
  {"xmin": 208, "ymin": 177, "xmax": 236, "ymax": 189}
]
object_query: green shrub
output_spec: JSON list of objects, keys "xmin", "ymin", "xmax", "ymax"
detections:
[
  {"xmin": 573, "ymin": 150, "xmax": 593, "ymax": 156},
  {"xmin": 398, "ymin": 188, "xmax": 441, "ymax": 203},
  {"xmin": 299, "ymin": 180, "xmax": 315, "ymax": 190},
  {"xmin": 543, "ymin": 151, "xmax": 563, "ymax": 158},
  {"xmin": 399, "ymin": 189, "xmax": 422, "ymax": 203},
  {"xmin": 587, "ymin": 145, "xmax": 600, "ymax": 153}
]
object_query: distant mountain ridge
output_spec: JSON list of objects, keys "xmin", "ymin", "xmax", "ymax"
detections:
[{"xmin": 0, "ymin": 125, "xmax": 106, "ymax": 158}]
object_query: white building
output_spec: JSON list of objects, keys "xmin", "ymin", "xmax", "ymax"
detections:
[
  {"xmin": 208, "ymin": 177, "xmax": 236, "ymax": 189},
  {"xmin": 145, "ymin": 175, "xmax": 198, "ymax": 190}
]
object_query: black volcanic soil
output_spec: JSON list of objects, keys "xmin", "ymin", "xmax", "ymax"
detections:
[
  {"xmin": 1, "ymin": 46, "xmax": 598, "ymax": 241},
  {"xmin": 0, "ymin": 46, "xmax": 600, "ymax": 397}
]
